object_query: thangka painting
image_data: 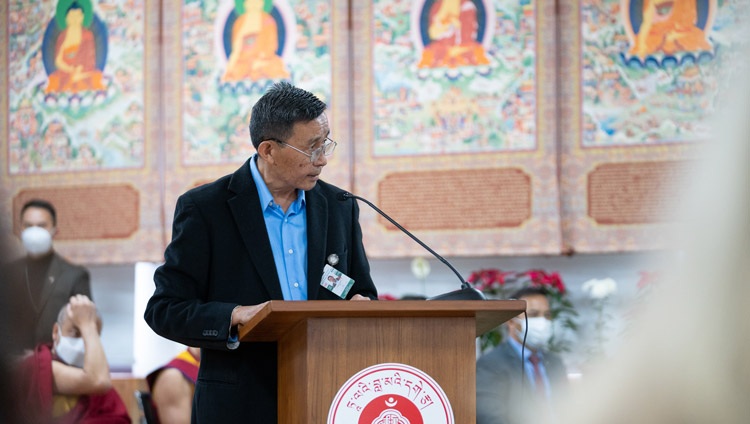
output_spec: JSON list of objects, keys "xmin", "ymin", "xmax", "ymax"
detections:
[
  {"xmin": 179, "ymin": 0, "xmax": 335, "ymax": 166},
  {"xmin": 2, "ymin": 0, "xmax": 164, "ymax": 264},
  {"xmin": 7, "ymin": 0, "xmax": 146, "ymax": 173},
  {"xmin": 558, "ymin": 0, "xmax": 750, "ymax": 253},
  {"xmin": 351, "ymin": 0, "xmax": 563, "ymax": 257},
  {"xmin": 581, "ymin": 0, "xmax": 749, "ymax": 147},
  {"xmin": 372, "ymin": 0, "xmax": 537, "ymax": 156}
]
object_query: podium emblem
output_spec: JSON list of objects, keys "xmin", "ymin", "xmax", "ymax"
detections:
[{"xmin": 327, "ymin": 363, "xmax": 454, "ymax": 424}]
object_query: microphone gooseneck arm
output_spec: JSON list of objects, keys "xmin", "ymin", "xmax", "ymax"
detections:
[{"xmin": 337, "ymin": 191, "xmax": 486, "ymax": 300}]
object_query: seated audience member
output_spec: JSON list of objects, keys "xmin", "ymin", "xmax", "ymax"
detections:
[
  {"xmin": 476, "ymin": 287, "xmax": 569, "ymax": 424},
  {"xmin": 16, "ymin": 294, "xmax": 130, "ymax": 424},
  {"xmin": 146, "ymin": 347, "xmax": 201, "ymax": 424}
]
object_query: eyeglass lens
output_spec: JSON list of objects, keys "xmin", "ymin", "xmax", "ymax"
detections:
[{"xmin": 311, "ymin": 140, "xmax": 336, "ymax": 161}]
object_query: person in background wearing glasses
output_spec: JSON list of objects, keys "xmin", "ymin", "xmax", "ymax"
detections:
[{"xmin": 145, "ymin": 81, "xmax": 378, "ymax": 423}]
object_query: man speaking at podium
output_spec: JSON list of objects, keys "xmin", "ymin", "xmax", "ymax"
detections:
[{"xmin": 145, "ymin": 82, "xmax": 378, "ymax": 423}]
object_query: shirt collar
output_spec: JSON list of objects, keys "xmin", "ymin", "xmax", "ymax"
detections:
[{"xmin": 249, "ymin": 154, "xmax": 306, "ymax": 211}]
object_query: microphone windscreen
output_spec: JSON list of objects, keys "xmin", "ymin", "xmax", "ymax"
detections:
[{"xmin": 336, "ymin": 192, "xmax": 351, "ymax": 201}]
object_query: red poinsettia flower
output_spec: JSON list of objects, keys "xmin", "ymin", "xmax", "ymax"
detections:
[{"xmin": 468, "ymin": 268, "xmax": 510, "ymax": 291}]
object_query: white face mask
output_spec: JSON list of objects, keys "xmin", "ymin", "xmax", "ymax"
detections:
[
  {"xmin": 516, "ymin": 317, "xmax": 552, "ymax": 350},
  {"xmin": 56, "ymin": 327, "xmax": 86, "ymax": 368},
  {"xmin": 21, "ymin": 226, "xmax": 53, "ymax": 257}
]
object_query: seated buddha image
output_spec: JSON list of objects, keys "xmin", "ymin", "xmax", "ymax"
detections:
[
  {"xmin": 222, "ymin": 0, "xmax": 290, "ymax": 82},
  {"xmin": 45, "ymin": 1, "xmax": 105, "ymax": 94},
  {"xmin": 417, "ymin": 0, "xmax": 491, "ymax": 69},
  {"xmin": 629, "ymin": 0, "xmax": 712, "ymax": 58}
]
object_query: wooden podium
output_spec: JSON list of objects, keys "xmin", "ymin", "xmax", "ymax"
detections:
[{"xmin": 238, "ymin": 299, "xmax": 525, "ymax": 423}]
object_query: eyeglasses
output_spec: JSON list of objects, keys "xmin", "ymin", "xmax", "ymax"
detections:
[{"xmin": 268, "ymin": 137, "xmax": 337, "ymax": 163}]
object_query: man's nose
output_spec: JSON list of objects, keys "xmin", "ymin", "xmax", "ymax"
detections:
[{"xmin": 314, "ymin": 153, "xmax": 328, "ymax": 166}]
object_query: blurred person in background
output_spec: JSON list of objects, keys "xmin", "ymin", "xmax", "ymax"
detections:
[
  {"xmin": 553, "ymin": 56, "xmax": 750, "ymax": 424},
  {"xmin": 476, "ymin": 287, "xmax": 568, "ymax": 424},
  {"xmin": 146, "ymin": 347, "xmax": 201, "ymax": 424},
  {"xmin": 0, "ymin": 199, "xmax": 92, "ymax": 353},
  {"xmin": 0, "ymin": 190, "xmax": 28, "ymax": 423}
]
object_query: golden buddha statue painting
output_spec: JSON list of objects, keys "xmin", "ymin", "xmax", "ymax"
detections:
[
  {"xmin": 417, "ymin": 0, "xmax": 491, "ymax": 69},
  {"xmin": 44, "ymin": 0, "xmax": 106, "ymax": 94},
  {"xmin": 222, "ymin": 0, "xmax": 290, "ymax": 82},
  {"xmin": 628, "ymin": 0, "xmax": 712, "ymax": 58}
]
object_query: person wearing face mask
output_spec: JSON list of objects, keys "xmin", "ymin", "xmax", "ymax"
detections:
[
  {"xmin": 476, "ymin": 287, "xmax": 569, "ymax": 424},
  {"xmin": 0, "ymin": 199, "xmax": 92, "ymax": 353},
  {"xmin": 15, "ymin": 294, "xmax": 130, "ymax": 423}
]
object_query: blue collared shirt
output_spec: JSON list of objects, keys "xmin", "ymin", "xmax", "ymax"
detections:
[
  {"xmin": 249, "ymin": 154, "xmax": 308, "ymax": 300},
  {"xmin": 508, "ymin": 336, "xmax": 551, "ymax": 398}
]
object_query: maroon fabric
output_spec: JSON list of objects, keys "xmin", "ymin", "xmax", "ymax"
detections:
[
  {"xmin": 166, "ymin": 357, "xmax": 199, "ymax": 384},
  {"xmin": 63, "ymin": 389, "xmax": 131, "ymax": 424},
  {"xmin": 17, "ymin": 344, "xmax": 55, "ymax": 423},
  {"xmin": 17, "ymin": 344, "xmax": 130, "ymax": 424},
  {"xmin": 145, "ymin": 350, "xmax": 200, "ymax": 390},
  {"xmin": 144, "ymin": 350, "xmax": 200, "ymax": 424}
]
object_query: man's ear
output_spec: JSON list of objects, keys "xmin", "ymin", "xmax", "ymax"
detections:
[
  {"xmin": 52, "ymin": 322, "xmax": 60, "ymax": 345},
  {"xmin": 257, "ymin": 140, "xmax": 275, "ymax": 163}
]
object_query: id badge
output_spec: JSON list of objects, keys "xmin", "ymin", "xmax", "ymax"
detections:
[{"xmin": 320, "ymin": 264, "xmax": 355, "ymax": 299}]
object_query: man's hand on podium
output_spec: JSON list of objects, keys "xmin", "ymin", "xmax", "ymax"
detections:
[
  {"xmin": 350, "ymin": 294, "xmax": 371, "ymax": 301},
  {"xmin": 231, "ymin": 304, "xmax": 264, "ymax": 327},
  {"xmin": 231, "ymin": 295, "xmax": 370, "ymax": 327}
]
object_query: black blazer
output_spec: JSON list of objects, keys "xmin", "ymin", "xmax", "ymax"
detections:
[
  {"xmin": 144, "ymin": 159, "xmax": 378, "ymax": 423},
  {"xmin": 0, "ymin": 252, "xmax": 91, "ymax": 352}
]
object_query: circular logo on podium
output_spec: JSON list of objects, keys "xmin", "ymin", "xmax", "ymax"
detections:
[{"xmin": 327, "ymin": 363, "xmax": 454, "ymax": 424}]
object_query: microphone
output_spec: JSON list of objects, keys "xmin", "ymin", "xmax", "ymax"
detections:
[{"xmin": 336, "ymin": 191, "xmax": 486, "ymax": 301}]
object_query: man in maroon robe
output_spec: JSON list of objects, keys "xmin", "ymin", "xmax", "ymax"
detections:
[
  {"xmin": 16, "ymin": 295, "xmax": 130, "ymax": 424},
  {"xmin": 146, "ymin": 347, "xmax": 201, "ymax": 423}
]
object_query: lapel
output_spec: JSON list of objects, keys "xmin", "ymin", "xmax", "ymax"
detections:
[
  {"xmin": 37, "ymin": 253, "xmax": 62, "ymax": 315},
  {"xmin": 305, "ymin": 186, "xmax": 327, "ymax": 300},
  {"xmin": 227, "ymin": 160, "xmax": 284, "ymax": 300}
]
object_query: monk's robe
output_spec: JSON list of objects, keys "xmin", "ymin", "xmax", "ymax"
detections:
[
  {"xmin": 146, "ymin": 349, "xmax": 200, "ymax": 390},
  {"xmin": 17, "ymin": 344, "xmax": 130, "ymax": 424},
  {"xmin": 145, "ymin": 349, "xmax": 200, "ymax": 424}
]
